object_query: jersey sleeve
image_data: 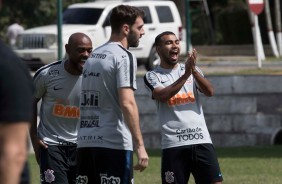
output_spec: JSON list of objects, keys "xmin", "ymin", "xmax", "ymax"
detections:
[
  {"xmin": 116, "ymin": 51, "xmax": 137, "ymax": 90},
  {"xmin": 194, "ymin": 66, "xmax": 205, "ymax": 90},
  {"xmin": 143, "ymin": 71, "xmax": 163, "ymax": 93},
  {"xmin": 33, "ymin": 69, "xmax": 48, "ymax": 99}
]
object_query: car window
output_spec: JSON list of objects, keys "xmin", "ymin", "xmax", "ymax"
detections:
[
  {"xmin": 103, "ymin": 12, "xmax": 111, "ymax": 27},
  {"xmin": 155, "ymin": 6, "xmax": 174, "ymax": 23},
  {"xmin": 63, "ymin": 8, "xmax": 103, "ymax": 25},
  {"xmin": 137, "ymin": 6, "xmax": 152, "ymax": 24}
]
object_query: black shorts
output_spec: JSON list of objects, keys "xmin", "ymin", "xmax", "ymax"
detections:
[
  {"xmin": 161, "ymin": 144, "xmax": 223, "ymax": 184},
  {"xmin": 76, "ymin": 147, "xmax": 133, "ymax": 184},
  {"xmin": 39, "ymin": 145, "xmax": 77, "ymax": 184}
]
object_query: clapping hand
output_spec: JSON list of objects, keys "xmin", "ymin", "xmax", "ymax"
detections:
[{"xmin": 185, "ymin": 48, "xmax": 197, "ymax": 75}]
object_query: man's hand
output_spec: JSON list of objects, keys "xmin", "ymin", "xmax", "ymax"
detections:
[
  {"xmin": 30, "ymin": 136, "xmax": 48, "ymax": 164},
  {"xmin": 134, "ymin": 145, "xmax": 149, "ymax": 172},
  {"xmin": 185, "ymin": 48, "xmax": 197, "ymax": 76}
]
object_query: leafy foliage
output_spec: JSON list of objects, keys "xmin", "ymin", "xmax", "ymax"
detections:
[
  {"xmin": 0, "ymin": 0, "xmax": 88, "ymax": 43},
  {"xmin": 0, "ymin": 0, "xmax": 280, "ymax": 45}
]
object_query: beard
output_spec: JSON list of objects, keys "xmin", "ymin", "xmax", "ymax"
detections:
[
  {"xmin": 162, "ymin": 54, "xmax": 178, "ymax": 66},
  {"xmin": 127, "ymin": 31, "xmax": 139, "ymax": 48}
]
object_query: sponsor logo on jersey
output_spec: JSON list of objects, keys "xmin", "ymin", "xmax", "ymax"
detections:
[
  {"xmin": 168, "ymin": 91, "xmax": 195, "ymax": 106},
  {"xmin": 49, "ymin": 69, "xmax": 59, "ymax": 76},
  {"xmin": 52, "ymin": 104, "xmax": 80, "ymax": 118},
  {"xmin": 57, "ymin": 137, "xmax": 76, "ymax": 146},
  {"xmin": 100, "ymin": 175, "xmax": 121, "ymax": 184},
  {"xmin": 78, "ymin": 135, "xmax": 103, "ymax": 144},
  {"xmin": 91, "ymin": 53, "xmax": 107, "ymax": 59},
  {"xmin": 176, "ymin": 127, "xmax": 204, "ymax": 142},
  {"xmin": 80, "ymin": 118, "xmax": 100, "ymax": 128},
  {"xmin": 81, "ymin": 90, "xmax": 100, "ymax": 108},
  {"xmin": 76, "ymin": 175, "xmax": 88, "ymax": 184},
  {"xmin": 185, "ymin": 77, "xmax": 193, "ymax": 84},
  {"xmin": 82, "ymin": 69, "xmax": 100, "ymax": 78}
]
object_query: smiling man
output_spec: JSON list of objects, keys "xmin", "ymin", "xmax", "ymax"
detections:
[
  {"xmin": 30, "ymin": 32, "xmax": 92, "ymax": 184},
  {"xmin": 144, "ymin": 31, "xmax": 223, "ymax": 184}
]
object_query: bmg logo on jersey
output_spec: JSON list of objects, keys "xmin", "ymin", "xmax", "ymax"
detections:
[{"xmin": 81, "ymin": 90, "xmax": 100, "ymax": 108}]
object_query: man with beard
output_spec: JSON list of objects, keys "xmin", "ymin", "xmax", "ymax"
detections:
[
  {"xmin": 30, "ymin": 32, "xmax": 92, "ymax": 184},
  {"xmin": 76, "ymin": 5, "xmax": 149, "ymax": 184},
  {"xmin": 144, "ymin": 31, "xmax": 223, "ymax": 184}
]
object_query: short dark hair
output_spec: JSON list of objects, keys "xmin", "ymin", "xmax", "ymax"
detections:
[
  {"xmin": 109, "ymin": 5, "xmax": 145, "ymax": 33},
  {"xmin": 155, "ymin": 31, "xmax": 175, "ymax": 46}
]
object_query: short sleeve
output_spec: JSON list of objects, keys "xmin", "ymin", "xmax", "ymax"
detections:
[
  {"xmin": 116, "ymin": 51, "xmax": 137, "ymax": 90},
  {"xmin": 33, "ymin": 69, "xmax": 48, "ymax": 99},
  {"xmin": 194, "ymin": 66, "xmax": 204, "ymax": 89},
  {"xmin": 143, "ymin": 71, "xmax": 163, "ymax": 92}
]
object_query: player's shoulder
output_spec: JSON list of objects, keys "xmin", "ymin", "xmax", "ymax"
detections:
[
  {"xmin": 107, "ymin": 42, "xmax": 133, "ymax": 56},
  {"xmin": 145, "ymin": 66, "xmax": 161, "ymax": 79},
  {"xmin": 33, "ymin": 60, "xmax": 63, "ymax": 79}
]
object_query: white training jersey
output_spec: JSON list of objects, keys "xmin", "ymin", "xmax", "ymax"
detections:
[
  {"xmin": 33, "ymin": 60, "xmax": 81, "ymax": 145},
  {"xmin": 78, "ymin": 42, "xmax": 137, "ymax": 150},
  {"xmin": 144, "ymin": 63, "xmax": 212, "ymax": 149}
]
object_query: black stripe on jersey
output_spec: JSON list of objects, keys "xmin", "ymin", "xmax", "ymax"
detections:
[
  {"xmin": 33, "ymin": 60, "xmax": 62, "ymax": 80},
  {"xmin": 143, "ymin": 75, "xmax": 154, "ymax": 91},
  {"xmin": 118, "ymin": 45, "xmax": 134, "ymax": 87},
  {"xmin": 143, "ymin": 74, "xmax": 155, "ymax": 100}
]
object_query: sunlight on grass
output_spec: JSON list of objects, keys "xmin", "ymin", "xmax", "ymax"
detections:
[{"xmin": 28, "ymin": 146, "xmax": 282, "ymax": 184}]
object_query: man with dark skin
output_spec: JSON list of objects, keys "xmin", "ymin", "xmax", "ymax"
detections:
[{"xmin": 30, "ymin": 32, "xmax": 93, "ymax": 184}]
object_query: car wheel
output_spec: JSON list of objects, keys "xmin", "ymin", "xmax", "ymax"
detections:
[{"xmin": 145, "ymin": 46, "xmax": 160, "ymax": 71}]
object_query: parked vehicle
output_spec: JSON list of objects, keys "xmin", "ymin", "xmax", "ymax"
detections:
[{"xmin": 14, "ymin": 0, "xmax": 186, "ymax": 70}]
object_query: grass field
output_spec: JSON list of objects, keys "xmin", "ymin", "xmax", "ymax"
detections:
[{"xmin": 28, "ymin": 145, "xmax": 282, "ymax": 184}]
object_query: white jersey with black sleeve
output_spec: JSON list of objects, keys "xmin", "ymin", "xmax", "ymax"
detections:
[
  {"xmin": 144, "ymin": 63, "xmax": 212, "ymax": 149},
  {"xmin": 33, "ymin": 60, "xmax": 81, "ymax": 146},
  {"xmin": 78, "ymin": 42, "xmax": 137, "ymax": 151}
]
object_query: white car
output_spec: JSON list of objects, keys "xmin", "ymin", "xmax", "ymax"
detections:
[{"xmin": 14, "ymin": 0, "xmax": 186, "ymax": 70}]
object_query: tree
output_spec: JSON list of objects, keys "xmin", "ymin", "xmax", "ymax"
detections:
[{"xmin": 0, "ymin": 0, "xmax": 88, "ymax": 43}]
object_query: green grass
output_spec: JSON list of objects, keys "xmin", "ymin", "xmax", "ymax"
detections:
[{"xmin": 28, "ymin": 146, "xmax": 282, "ymax": 184}]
